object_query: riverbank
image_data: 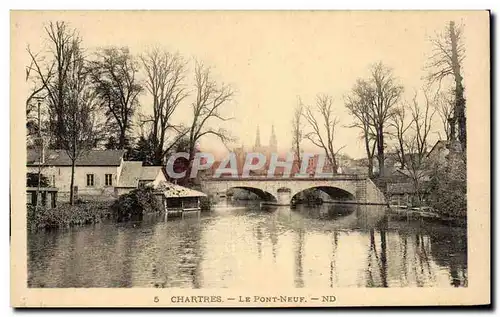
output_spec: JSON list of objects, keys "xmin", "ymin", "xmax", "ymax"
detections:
[
  {"xmin": 27, "ymin": 201, "xmax": 113, "ymax": 231},
  {"xmin": 387, "ymin": 206, "xmax": 467, "ymax": 227}
]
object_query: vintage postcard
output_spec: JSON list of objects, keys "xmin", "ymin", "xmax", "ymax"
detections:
[{"xmin": 11, "ymin": 10, "xmax": 490, "ymax": 307}]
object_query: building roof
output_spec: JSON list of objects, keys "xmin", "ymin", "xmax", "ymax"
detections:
[
  {"xmin": 387, "ymin": 182, "xmax": 431, "ymax": 195},
  {"xmin": 427, "ymin": 140, "xmax": 449, "ymax": 158},
  {"xmin": 387, "ymin": 183, "xmax": 416, "ymax": 194},
  {"xmin": 156, "ymin": 181, "xmax": 207, "ymax": 198},
  {"xmin": 141, "ymin": 166, "xmax": 163, "ymax": 181},
  {"xmin": 117, "ymin": 161, "xmax": 144, "ymax": 187},
  {"xmin": 117, "ymin": 162, "xmax": 165, "ymax": 188},
  {"xmin": 27, "ymin": 149, "xmax": 125, "ymax": 166}
]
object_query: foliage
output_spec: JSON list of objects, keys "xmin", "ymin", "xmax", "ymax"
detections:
[
  {"xmin": 26, "ymin": 173, "xmax": 50, "ymax": 187},
  {"xmin": 88, "ymin": 46, "xmax": 143, "ymax": 150},
  {"xmin": 199, "ymin": 196, "xmax": 212, "ymax": 211},
  {"xmin": 128, "ymin": 135, "xmax": 156, "ymax": 165},
  {"xmin": 27, "ymin": 201, "xmax": 112, "ymax": 231},
  {"xmin": 110, "ymin": 187, "xmax": 163, "ymax": 222},
  {"xmin": 428, "ymin": 153, "xmax": 466, "ymax": 217}
]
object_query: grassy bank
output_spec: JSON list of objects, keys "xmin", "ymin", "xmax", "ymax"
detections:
[{"xmin": 27, "ymin": 201, "xmax": 113, "ymax": 231}]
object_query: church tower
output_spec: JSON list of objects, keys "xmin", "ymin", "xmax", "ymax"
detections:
[
  {"xmin": 254, "ymin": 126, "xmax": 261, "ymax": 150},
  {"xmin": 269, "ymin": 124, "xmax": 278, "ymax": 152}
]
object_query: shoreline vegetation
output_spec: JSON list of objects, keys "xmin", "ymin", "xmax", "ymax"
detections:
[
  {"xmin": 27, "ymin": 188, "xmax": 466, "ymax": 232},
  {"xmin": 27, "ymin": 187, "xmax": 213, "ymax": 232}
]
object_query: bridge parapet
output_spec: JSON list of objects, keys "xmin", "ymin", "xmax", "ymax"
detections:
[
  {"xmin": 200, "ymin": 175, "xmax": 386, "ymax": 206},
  {"xmin": 203, "ymin": 174, "xmax": 367, "ymax": 182}
]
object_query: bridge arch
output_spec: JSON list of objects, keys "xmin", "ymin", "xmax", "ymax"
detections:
[
  {"xmin": 226, "ymin": 186, "xmax": 278, "ymax": 202},
  {"xmin": 291, "ymin": 186, "xmax": 356, "ymax": 203}
]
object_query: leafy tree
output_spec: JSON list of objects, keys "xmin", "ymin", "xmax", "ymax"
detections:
[
  {"xmin": 88, "ymin": 47, "xmax": 143, "ymax": 150},
  {"xmin": 128, "ymin": 135, "xmax": 156, "ymax": 166}
]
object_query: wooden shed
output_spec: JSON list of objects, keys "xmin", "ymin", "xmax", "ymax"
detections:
[
  {"xmin": 154, "ymin": 182, "xmax": 207, "ymax": 218},
  {"xmin": 26, "ymin": 187, "xmax": 58, "ymax": 208}
]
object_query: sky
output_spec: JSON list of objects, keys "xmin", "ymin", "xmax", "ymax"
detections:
[{"xmin": 12, "ymin": 11, "xmax": 489, "ymax": 159}]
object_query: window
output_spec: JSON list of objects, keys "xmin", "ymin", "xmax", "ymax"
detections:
[
  {"xmin": 105, "ymin": 174, "xmax": 113, "ymax": 186},
  {"xmin": 86, "ymin": 174, "xmax": 94, "ymax": 187}
]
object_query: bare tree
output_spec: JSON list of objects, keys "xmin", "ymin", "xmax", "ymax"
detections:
[
  {"xmin": 400, "ymin": 90, "xmax": 436, "ymax": 204},
  {"xmin": 434, "ymin": 90, "xmax": 454, "ymax": 141},
  {"xmin": 303, "ymin": 94, "xmax": 344, "ymax": 173},
  {"xmin": 187, "ymin": 61, "xmax": 235, "ymax": 173},
  {"xmin": 426, "ymin": 21, "xmax": 466, "ymax": 151},
  {"xmin": 25, "ymin": 58, "xmax": 48, "ymax": 139},
  {"xmin": 140, "ymin": 48, "xmax": 188, "ymax": 165},
  {"xmin": 89, "ymin": 47, "xmax": 143, "ymax": 150},
  {"xmin": 410, "ymin": 91, "xmax": 436, "ymax": 159},
  {"xmin": 291, "ymin": 97, "xmax": 304, "ymax": 173},
  {"xmin": 367, "ymin": 62, "xmax": 404, "ymax": 177},
  {"xmin": 388, "ymin": 101, "xmax": 414, "ymax": 169},
  {"xmin": 59, "ymin": 46, "xmax": 101, "ymax": 205},
  {"xmin": 345, "ymin": 79, "xmax": 378, "ymax": 177},
  {"xmin": 346, "ymin": 63, "xmax": 403, "ymax": 177},
  {"xmin": 27, "ymin": 21, "xmax": 82, "ymax": 149}
]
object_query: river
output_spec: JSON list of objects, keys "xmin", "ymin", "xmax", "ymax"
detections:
[{"xmin": 28, "ymin": 202, "xmax": 467, "ymax": 288}]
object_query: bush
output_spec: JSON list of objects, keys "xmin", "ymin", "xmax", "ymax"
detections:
[
  {"xmin": 199, "ymin": 196, "xmax": 212, "ymax": 211},
  {"xmin": 428, "ymin": 153, "xmax": 467, "ymax": 218},
  {"xmin": 429, "ymin": 178, "xmax": 467, "ymax": 218},
  {"xmin": 110, "ymin": 187, "xmax": 163, "ymax": 222},
  {"xmin": 27, "ymin": 201, "xmax": 112, "ymax": 231}
]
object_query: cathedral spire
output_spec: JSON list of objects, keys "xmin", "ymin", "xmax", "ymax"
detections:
[{"xmin": 254, "ymin": 126, "xmax": 261, "ymax": 149}]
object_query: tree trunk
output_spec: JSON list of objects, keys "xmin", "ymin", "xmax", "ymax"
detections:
[
  {"xmin": 449, "ymin": 21, "xmax": 466, "ymax": 152},
  {"xmin": 69, "ymin": 159, "xmax": 76, "ymax": 205},
  {"xmin": 185, "ymin": 146, "xmax": 196, "ymax": 185},
  {"xmin": 295, "ymin": 144, "xmax": 301, "ymax": 174},
  {"xmin": 36, "ymin": 101, "xmax": 43, "ymax": 207},
  {"xmin": 367, "ymin": 158, "xmax": 374, "ymax": 178},
  {"xmin": 398, "ymin": 139, "xmax": 406, "ymax": 170},
  {"xmin": 377, "ymin": 129, "xmax": 385, "ymax": 177},
  {"xmin": 118, "ymin": 128, "xmax": 127, "ymax": 150},
  {"xmin": 363, "ymin": 131, "xmax": 374, "ymax": 178}
]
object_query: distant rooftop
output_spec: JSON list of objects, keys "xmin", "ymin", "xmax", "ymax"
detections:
[{"xmin": 27, "ymin": 149, "xmax": 126, "ymax": 167}]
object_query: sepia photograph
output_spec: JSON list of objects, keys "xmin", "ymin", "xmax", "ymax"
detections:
[{"xmin": 10, "ymin": 10, "xmax": 490, "ymax": 307}]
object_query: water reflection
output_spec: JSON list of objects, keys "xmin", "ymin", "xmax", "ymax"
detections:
[{"xmin": 27, "ymin": 202, "xmax": 467, "ymax": 288}]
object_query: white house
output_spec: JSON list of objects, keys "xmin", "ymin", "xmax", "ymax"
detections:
[{"xmin": 27, "ymin": 149, "xmax": 167, "ymax": 202}]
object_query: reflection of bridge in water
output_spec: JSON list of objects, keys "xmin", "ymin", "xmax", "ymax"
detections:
[{"xmin": 201, "ymin": 175, "xmax": 387, "ymax": 206}]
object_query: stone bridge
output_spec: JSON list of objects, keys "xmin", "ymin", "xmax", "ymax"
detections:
[{"xmin": 200, "ymin": 175, "xmax": 387, "ymax": 205}]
